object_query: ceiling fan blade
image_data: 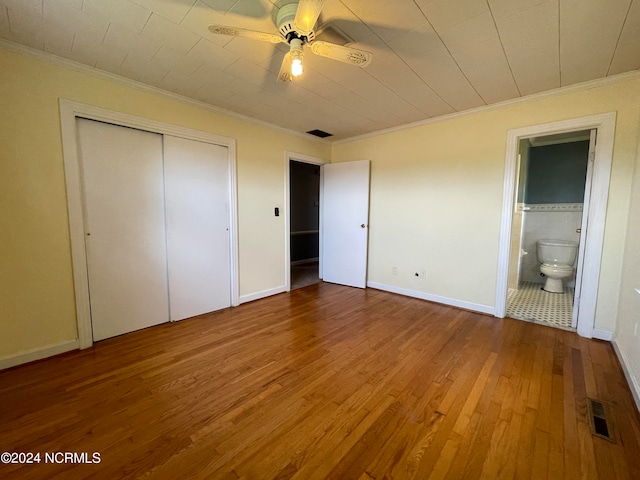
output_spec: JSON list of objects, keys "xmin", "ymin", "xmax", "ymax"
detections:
[
  {"xmin": 277, "ymin": 53, "xmax": 293, "ymax": 82},
  {"xmin": 294, "ymin": 0, "xmax": 325, "ymax": 35},
  {"xmin": 310, "ymin": 41, "xmax": 373, "ymax": 67},
  {"xmin": 208, "ymin": 24, "xmax": 284, "ymax": 44}
]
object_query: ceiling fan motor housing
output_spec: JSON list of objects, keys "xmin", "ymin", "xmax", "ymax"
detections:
[{"xmin": 277, "ymin": 3, "xmax": 315, "ymax": 43}]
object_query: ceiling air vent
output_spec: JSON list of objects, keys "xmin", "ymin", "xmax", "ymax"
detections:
[{"xmin": 306, "ymin": 129, "xmax": 333, "ymax": 138}]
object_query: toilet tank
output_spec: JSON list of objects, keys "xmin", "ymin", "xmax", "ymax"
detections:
[{"xmin": 536, "ymin": 239, "xmax": 578, "ymax": 265}]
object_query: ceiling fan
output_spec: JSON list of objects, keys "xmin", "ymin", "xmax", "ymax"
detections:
[{"xmin": 208, "ymin": 0, "xmax": 373, "ymax": 82}]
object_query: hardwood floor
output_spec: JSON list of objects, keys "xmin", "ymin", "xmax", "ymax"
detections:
[{"xmin": 1, "ymin": 283, "xmax": 639, "ymax": 479}]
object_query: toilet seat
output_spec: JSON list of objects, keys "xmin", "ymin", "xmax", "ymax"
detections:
[{"xmin": 541, "ymin": 263, "xmax": 573, "ymax": 272}]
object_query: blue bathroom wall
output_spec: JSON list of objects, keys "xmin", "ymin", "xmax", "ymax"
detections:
[{"xmin": 524, "ymin": 141, "xmax": 589, "ymax": 204}]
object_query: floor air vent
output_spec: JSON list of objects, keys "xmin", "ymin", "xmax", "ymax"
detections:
[
  {"xmin": 587, "ymin": 397, "xmax": 616, "ymax": 442},
  {"xmin": 306, "ymin": 129, "xmax": 333, "ymax": 138}
]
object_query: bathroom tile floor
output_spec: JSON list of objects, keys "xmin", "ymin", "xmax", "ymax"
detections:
[{"xmin": 507, "ymin": 281, "xmax": 574, "ymax": 330}]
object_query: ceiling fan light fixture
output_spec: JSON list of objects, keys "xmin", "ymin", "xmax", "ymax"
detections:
[
  {"xmin": 208, "ymin": 0, "xmax": 372, "ymax": 83},
  {"xmin": 291, "ymin": 57, "xmax": 303, "ymax": 77},
  {"xmin": 290, "ymin": 37, "xmax": 304, "ymax": 77},
  {"xmin": 294, "ymin": 0, "xmax": 326, "ymax": 36}
]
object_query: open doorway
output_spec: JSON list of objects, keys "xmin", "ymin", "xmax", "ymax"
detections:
[
  {"xmin": 285, "ymin": 154, "xmax": 371, "ymax": 292},
  {"xmin": 495, "ymin": 113, "xmax": 616, "ymax": 339},
  {"xmin": 506, "ymin": 130, "xmax": 592, "ymax": 330},
  {"xmin": 289, "ymin": 160, "xmax": 321, "ymax": 290}
]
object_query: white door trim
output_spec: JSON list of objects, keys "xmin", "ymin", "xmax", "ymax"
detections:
[
  {"xmin": 284, "ymin": 151, "xmax": 327, "ymax": 291},
  {"xmin": 495, "ymin": 112, "xmax": 617, "ymax": 338},
  {"xmin": 59, "ymin": 99, "xmax": 239, "ymax": 349},
  {"xmin": 571, "ymin": 130, "xmax": 597, "ymax": 328}
]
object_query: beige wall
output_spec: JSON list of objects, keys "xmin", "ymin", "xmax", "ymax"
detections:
[
  {"xmin": 0, "ymin": 47, "xmax": 329, "ymax": 358},
  {"xmin": 331, "ymin": 74, "xmax": 640, "ymax": 333},
  {"xmin": 615, "ymin": 124, "xmax": 640, "ymax": 407}
]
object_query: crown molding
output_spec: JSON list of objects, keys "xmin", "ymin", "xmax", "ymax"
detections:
[
  {"xmin": 3, "ymin": 38, "xmax": 638, "ymax": 147},
  {"xmin": 333, "ymin": 69, "xmax": 640, "ymax": 145},
  {"xmin": 0, "ymin": 39, "xmax": 328, "ymax": 145}
]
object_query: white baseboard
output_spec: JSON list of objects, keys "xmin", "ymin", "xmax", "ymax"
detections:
[
  {"xmin": 0, "ymin": 339, "xmax": 79, "ymax": 370},
  {"xmin": 592, "ymin": 329, "xmax": 614, "ymax": 341},
  {"xmin": 367, "ymin": 281, "xmax": 495, "ymax": 315},
  {"xmin": 239, "ymin": 286, "xmax": 287, "ymax": 304},
  {"xmin": 612, "ymin": 340, "xmax": 640, "ymax": 414}
]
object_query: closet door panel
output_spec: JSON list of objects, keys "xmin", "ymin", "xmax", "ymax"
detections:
[
  {"xmin": 77, "ymin": 119, "xmax": 169, "ymax": 341},
  {"xmin": 164, "ymin": 135, "xmax": 231, "ymax": 321}
]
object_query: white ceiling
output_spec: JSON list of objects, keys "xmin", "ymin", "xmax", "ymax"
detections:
[{"xmin": 1, "ymin": 0, "xmax": 639, "ymax": 141}]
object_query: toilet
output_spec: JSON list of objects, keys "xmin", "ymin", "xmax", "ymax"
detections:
[{"xmin": 536, "ymin": 239, "xmax": 579, "ymax": 293}]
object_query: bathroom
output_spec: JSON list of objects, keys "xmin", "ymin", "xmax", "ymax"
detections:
[{"xmin": 506, "ymin": 130, "xmax": 592, "ymax": 330}]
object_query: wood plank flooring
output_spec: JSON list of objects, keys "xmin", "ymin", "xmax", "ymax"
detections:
[{"xmin": 1, "ymin": 282, "xmax": 639, "ymax": 479}]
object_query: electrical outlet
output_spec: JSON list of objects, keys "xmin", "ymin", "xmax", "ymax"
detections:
[
  {"xmin": 420, "ymin": 270, "xmax": 426, "ymax": 280},
  {"xmin": 392, "ymin": 267, "xmax": 397, "ymax": 275}
]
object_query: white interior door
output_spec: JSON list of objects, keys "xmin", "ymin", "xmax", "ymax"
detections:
[
  {"xmin": 322, "ymin": 160, "xmax": 370, "ymax": 288},
  {"xmin": 164, "ymin": 136, "xmax": 231, "ymax": 321},
  {"xmin": 77, "ymin": 119, "xmax": 169, "ymax": 341},
  {"xmin": 572, "ymin": 129, "xmax": 597, "ymax": 327}
]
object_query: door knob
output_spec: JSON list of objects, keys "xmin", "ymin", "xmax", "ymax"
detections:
[
  {"xmin": 576, "ymin": 228, "xmax": 581, "ymax": 233},
  {"xmin": 361, "ymin": 224, "xmax": 366, "ymax": 228}
]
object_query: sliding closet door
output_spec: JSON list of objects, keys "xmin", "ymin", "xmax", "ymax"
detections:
[
  {"xmin": 164, "ymin": 135, "xmax": 231, "ymax": 321},
  {"xmin": 77, "ymin": 119, "xmax": 169, "ymax": 341}
]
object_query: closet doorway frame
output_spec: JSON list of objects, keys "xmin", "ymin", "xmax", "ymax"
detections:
[
  {"xmin": 284, "ymin": 151, "xmax": 327, "ymax": 291},
  {"xmin": 494, "ymin": 112, "xmax": 616, "ymax": 339},
  {"xmin": 59, "ymin": 99, "xmax": 239, "ymax": 350}
]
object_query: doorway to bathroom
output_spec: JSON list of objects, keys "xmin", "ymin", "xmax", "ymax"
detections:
[
  {"xmin": 495, "ymin": 113, "xmax": 616, "ymax": 338},
  {"xmin": 505, "ymin": 130, "xmax": 593, "ymax": 330}
]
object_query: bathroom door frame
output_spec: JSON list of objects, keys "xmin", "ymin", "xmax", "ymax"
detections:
[{"xmin": 494, "ymin": 112, "xmax": 616, "ymax": 339}]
